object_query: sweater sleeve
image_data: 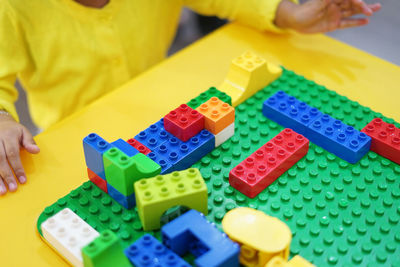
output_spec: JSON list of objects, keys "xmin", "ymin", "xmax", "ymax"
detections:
[
  {"xmin": 184, "ymin": 0, "xmax": 297, "ymax": 32},
  {"xmin": 0, "ymin": 1, "xmax": 29, "ymax": 121}
]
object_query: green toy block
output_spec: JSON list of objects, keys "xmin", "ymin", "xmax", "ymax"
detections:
[
  {"xmin": 103, "ymin": 148, "xmax": 161, "ymax": 196},
  {"xmin": 134, "ymin": 168, "xmax": 208, "ymax": 231},
  {"xmin": 187, "ymin": 86, "xmax": 232, "ymax": 109},
  {"xmin": 82, "ymin": 230, "xmax": 131, "ymax": 267}
]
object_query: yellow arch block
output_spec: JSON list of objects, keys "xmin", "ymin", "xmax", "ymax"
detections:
[
  {"xmin": 219, "ymin": 51, "xmax": 282, "ymax": 107},
  {"xmin": 222, "ymin": 207, "xmax": 291, "ymax": 267},
  {"xmin": 265, "ymin": 255, "xmax": 315, "ymax": 267}
]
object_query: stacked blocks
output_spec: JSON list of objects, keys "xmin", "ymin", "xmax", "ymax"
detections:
[
  {"xmin": 41, "ymin": 208, "xmax": 99, "ymax": 267},
  {"xmin": 161, "ymin": 209, "xmax": 240, "ymax": 267},
  {"xmin": 103, "ymin": 148, "xmax": 161, "ymax": 209},
  {"xmin": 83, "ymin": 133, "xmax": 113, "ymax": 179},
  {"xmin": 135, "ymin": 119, "xmax": 174, "ymax": 151},
  {"xmin": 187, "ymin": 86, "xmax": 232, "ymax": 109},
  {"xmin": 164, "ymin": 104, "xmax": 205, "ymax": 142},
  {"xmin": 87, "ymin": 168, "xmax": 107, "ymax": 193},
  {"xmin": 196, "ymin": 97, "xmax": 235, "ymax": 134},
  {"xmin": 82, "ymin": 230, "xmax": 131, "ymax": 267},
  {"xmin": 263, "ymin": 90, "xmax": 371, "ymax": 163},
  {"xmin": 111, "ymin": 138, "xmax": 139, "ymax": 157},
  {"xmin": 135, "ymin": 168, "xmax": 208, "ymax": 231},
  {"xmin": 361, "ymin": 118, "xmax": 400, "ymax": 164},
  {"xmin": 125, "ymin": 234, "xmax": 190, "ymax": 267},
  {"xmin": 229, "ymin": 128, "xmax": 309, "ymax": 198},
  {"xmin": 127, "ymin": 138, "xmax": 151, "ymax": 155}
]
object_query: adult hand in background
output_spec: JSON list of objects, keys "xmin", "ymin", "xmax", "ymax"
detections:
[
  {"xmin": 0, "ymin": 113, "xmax": 40, "ymax": 195},
  {"xmin": 276, "ymin": 0, "xmax": 382, "ymax": 33}
]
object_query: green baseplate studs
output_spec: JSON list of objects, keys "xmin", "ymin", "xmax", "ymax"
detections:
[{"xmin": 37, "ymin": 69, "xmax": 400, "ymax": 266}]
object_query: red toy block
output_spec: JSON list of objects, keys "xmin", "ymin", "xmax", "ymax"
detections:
[
  {"xmin": 361, "ymin": 118, "xmax": 400, "ymax": 164},
  {"xmin": 164, "ymin": 104, "xmax": 205, "ymax": 142},
  {"xmin": 87, "ymin": 168, "xmax": 108, "ymax": 193},
  {"xmin": 127, "ymin": 138, "xmax": 151, "ymax": 155},
  {"xmin": 229, "ymin": 128, "xmax": 309, "ymax": 198}
]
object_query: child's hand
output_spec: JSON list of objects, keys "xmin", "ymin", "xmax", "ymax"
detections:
[
  {"xmin": 0, "ymin": 113, "xmax": 40, "ymax": 195},
  {"xmin": 275, "ymin": 0, "xmax": 381, "ymax": 33}
]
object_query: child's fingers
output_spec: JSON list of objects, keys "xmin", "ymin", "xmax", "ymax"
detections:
[
  {"xmin": 350, "ymin": 0, "xmax": 373, "ymax": 15},
  {"xmin": 0, "ymin": 177, "xmax": 6, "ymax": 195},
  {"xmin": 0, "ymin": 142, "xmax": 18, "ymax": 192},
  {"xmin": 4, "ymin": 139, "xmax": 26, "ymax": 184},
  {"xmin": 21, "ymin": 128, "xmax": 40, "ymax": 154},
  {"xmin": 368, "ymin": 3, "xmax": 381, "ymax": 12},
  {"xmin": 339, "ymin": 17, "xmax": 369, "ymax": 29}
]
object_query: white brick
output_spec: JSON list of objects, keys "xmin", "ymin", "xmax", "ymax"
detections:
[{"xmin": 215, "ymin": 123, "xmax": 235, "ymax": 147}]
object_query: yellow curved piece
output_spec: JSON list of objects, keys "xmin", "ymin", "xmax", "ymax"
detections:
[
  {"xmin": 219, "ymin": 51, "xmax": 282, "ymax": 106},
  {"xmin": 222, "ymin": 207, "xmax": 291, "ymax": 267},
  {"xmin": 264, "ymin": 255, "xmax": 315, "ymax": 267}
]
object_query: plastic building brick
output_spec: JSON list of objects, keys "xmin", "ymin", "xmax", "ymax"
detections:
[
  {"xmin": 187, "ymin": 87, "xmax": 232, "ymax": 109},
  {"xmin": 83, "ymin": 133, "xmax": 113, "ymax": 179},
  {"xmin": 265, "ymin": 255, "xmax": 315, "ymax": 267},
  {"xmin": 196, "ymin": 97, "xmax": 235, "ymax": 134},
  {"xmin": 107, "ymin": 183, "xmax": 135, "ymax": 209},
  {"xmin": 134, "ymin": 168, "xmax": 208, "ymax": 231},
  {"xmin": 87, "ymin": 168, "xmax": 107, "ymax": 193},
  {"xmin": 262, "ymin": 90, "xmax": 322, "ymax": 135},
  {"xmin": 82, "ymin": 230, "xmax": 131, "ymax": 267},
  {"xmin": 103, "ymin": 148, "xmax": 161, "ymax": 196},
  {"xmin": 135, "ymin": 119, "xmax": 173, "ymax": 150},
  {"xmin": 229, "ymin": 129, "xmax": 309, "ymax": 198},
  {"xmin": 222, "ymin": 207, "xmax": 291, "ymax": 267},
  {"xmin": 124, "ymin": 234, "xmax": 190, "ymax": 267},
  {"xmin": 219, "ymin": 51, "xmax": 282, "ymax": 106},
  {"xmin": 164, "ymin": 104, "xmax": 205, "ymax": 142},
  {"xmin": 361, "ymin": 118, "xmax": 400, "ymax": 164},
  {"xmin": 263, "ymin": 90, "xmax": 371, "ymax": 164},
  {"xmin": 127, "ymin": 138, "xmax": 151, "ymax": 155},
  {"xmin": 162, "ymin": 209, "xmax": 240, "ymax": 267},
  {"xmin": 215, "ymin": 122, "xmax": 235, "ymax": 147},
  {"xmin": 41, "ymin": 208, "xmax": 100, "ymax": 267},
  {"xmin": 111, "ymin": 138, "xmax": 139, "ymax": 157}
]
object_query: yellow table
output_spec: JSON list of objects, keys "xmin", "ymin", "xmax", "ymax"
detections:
[{"xmin": 0, "ymin": 23, "xmax": 399, "ymax": 266}]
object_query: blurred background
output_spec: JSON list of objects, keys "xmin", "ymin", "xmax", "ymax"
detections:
[{"xmin": 16, "ymin": 0, "xmax": 399, "ymax": 135}]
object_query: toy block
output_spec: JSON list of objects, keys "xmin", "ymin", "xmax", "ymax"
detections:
[
  {"xmin": 135, "ymin": 119, "xmax": 173, "ymax": 150},
  {"xmin": 83, "ymin": 133, "xmax": 113, "ymax": 179},
  {"xmin": 215, "ymin": 122, "xmax": 235, "ymax": 147},
  {"xmin": 124, "ymin": 234, "xmax": 190, "ymax": 267},
  {"xmin": 219, "ymin": 51, "xmax": 282, "ymax": 106},
  {"xmin": 161, "ymin": 209, "xmax": 240, "ymax": 267},
  {"xmin": 41, "ymin": 208, "xmax": 99, "ymax": 267},
  {"xmin": 229, "ymin": 129, "xmax": 309, "ymax": 198},
  {"xmin": 111, "ymin": 138, "xmax": 139, "ymax": 157},
  {"xmin": 187, "ymin": 86, "xmax": 232, "ymax": 109},
  {"xmin": 262, "ymin": 90, "xmax": 322, "ymax": 135},
  {"xmin": 164, "ymin": 104, "xmax": 205, "ymax": 142},
  {"xmin": 196, "ymin": 97, "xmax": 235, "ymax": 134},
  {"xmin": 82, "ymin": 230, "xmax": 131, "ymax": 267},
  {"xmin": 107, "ymin": 183, "xmax": 135, "ymax": 209},
  {"xmin": 307, "ymin": 114, "xmax": 371, "ymax": 163},
  {"xmin": 103, "ymin": 148, "xmax": 161, "ymax": 196},
  {"xmin": 87, "ymin": 168, "xmax": 107, "ymax": 193},
  {"xmin": 222, "ymin": 208, "xmax": 291, "ymax": 267},
  {"xmin": 147, "ymin": 151, "xmax": 174, "ymax": 174},
  {"xmin": 134, "ymin": 168, "xmax": 208, "ymax": 231},
  {"xmin": 127, "ymin": 138, "xmax": 151, "ymax": 155},
  {"xmin": 265, "ymin": 255, "xmax": 315, "ymax": 267},
  {"xmin": 361, "ymin": 118, "xmax": 400, "ymax": 164}
]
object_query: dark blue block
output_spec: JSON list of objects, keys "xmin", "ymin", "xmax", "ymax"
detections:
[
  {"xmin": 147, "ymin": 152, "xmax": 174, "ymax": 174},
  {"xmin": 307, "ymin": 114, "xmax": 371, "ymax": 163},
  {"xmin": 111, "ymin": 138, "xmax": 139, "ymax": 157},
  {"xmin": 125, "ymin": 234, "xmax": 190, "ymax": 267},
  {"xmin": 83, "ymin": 133, "xmax": 112, "ymax": 179},
  {"xmin": 161, "ymin": 210, "xmax": 240, "ymax": 267},
  {"xmin": 262, "ymin": 90, "xmax": 322, "ymax": 134},
  {"xmin": 134, "ymin": 119, "xmax": 173, "ymax": 150},
  {"xmin": 107, "ymin": 183, "xmax": 136, "ymax": 209}
]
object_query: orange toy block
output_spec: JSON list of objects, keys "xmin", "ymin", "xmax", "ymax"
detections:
[{"xmin": 196, "ymin": 97, "xmax": 235, "ymax": 134}]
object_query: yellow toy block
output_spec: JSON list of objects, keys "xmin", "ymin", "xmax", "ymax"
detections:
[
  {"xmin": 219, "ymin": 51, "xmax": 282, "ymax": 106},
  {"xmin": 265, "ymin": 256, "xmax": 315, "ymax": 267},
  {"xmin": 222, "ymin": 207, "xmax": 291, "ymax": 267},
  {"xmin": 134, "ymin": 168, "xmax": 208, "ymax": 231}
]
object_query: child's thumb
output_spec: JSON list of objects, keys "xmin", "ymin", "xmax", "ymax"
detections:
[{"xmin": 21, "ymin": 128, "xmax": 40, "ymax": 154}]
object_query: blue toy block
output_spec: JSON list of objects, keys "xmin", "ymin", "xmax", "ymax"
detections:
[
  {"xmin": 134, "ymin": 119, "xmax": 173, "ymax": 150},
  {"xmin": 147, "ymin": 152, "xmax": 174, "ymax": 174},
  {"xmin": 83, "ymin": 133, "xmax": 113, "ymax": 179},
  {"xmin": 161, "ymin": 210, "xmax": 240, "ymax": 267},
  {"xmin": 111, "ymin": 138, "xmax": 139, "ymax": 157},
  {"xmin": 307, "ymin": 114, "xmax": 371, "ymax": 163},
  {"xmin": 107, "ymin": 184, "xmax": 136, "ymax": 209},
  {"xmin": 125, "ymin": 234, "xmax": 190, "ymax": 267},
  {"xmin": 262, "ymin": 90, "xmax": 322, "ymax": 134}
]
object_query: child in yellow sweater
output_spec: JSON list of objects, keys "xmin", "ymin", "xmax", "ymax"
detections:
[{"xmin": 0, "ymin": 0, "xmax": 380, "ymax": 195}]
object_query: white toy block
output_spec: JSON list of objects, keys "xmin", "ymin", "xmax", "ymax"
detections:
[
  {"xmin": 41, "ymin": 208, "xmax": 99, "ymax": 267},
  {"xmin": 215, "ymin": 123, "xmax": 235, "ymax": 147}
]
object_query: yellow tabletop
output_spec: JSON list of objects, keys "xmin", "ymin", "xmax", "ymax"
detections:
[{"xmin": 0, "ymin": 23, "xmax": 399, "ymax": 266}]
